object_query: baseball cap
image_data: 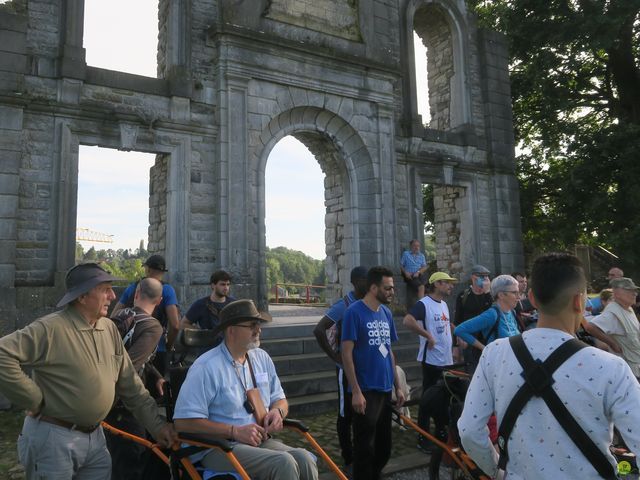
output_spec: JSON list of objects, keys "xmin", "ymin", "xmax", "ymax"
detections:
[
  {"xmin": 144, "ymin": 254, "xmax": 168, "ymax": 272},
  {"xmin": 429, "ymin": 272, "xmax": 458, "ymax": 284}
]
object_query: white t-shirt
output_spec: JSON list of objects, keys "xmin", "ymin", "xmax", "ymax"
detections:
[
  {"xmin": 410, "ymin": 295, "xmax": 453, "ymax": 367},
  {"xmin": 458, "ymin": 328, "xmax": 640, "ymax": 479}
]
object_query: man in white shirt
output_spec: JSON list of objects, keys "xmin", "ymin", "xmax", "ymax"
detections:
[
  {"xmin": 585, "ymin": 277, "xmax": 640, "ymax": 379},
  {"xmin": 458, "ymin": 253, "xmax": 640, "ymax": 479}
]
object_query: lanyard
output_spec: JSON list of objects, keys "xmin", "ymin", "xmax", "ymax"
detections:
[{"xmin": 232, "ymin": 353, "xmax": 258, "ymax": 392}]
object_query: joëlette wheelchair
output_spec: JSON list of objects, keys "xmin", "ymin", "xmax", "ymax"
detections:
[
  {"xmin": 391, "ymin": 365, "xmax": 491, "ymax": 480},
  {"xmin": 103, "ymin": 328, "xmax": 348, "ymax": 480}
]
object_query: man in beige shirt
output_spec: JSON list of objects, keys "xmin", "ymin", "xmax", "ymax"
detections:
[
  {"xmin": 0, "ymin": 263, "xmax": 176, "ymax": 480},
  {"xmin": 585, "ymin": 277, "xmax": 640, "ymax": 378}
]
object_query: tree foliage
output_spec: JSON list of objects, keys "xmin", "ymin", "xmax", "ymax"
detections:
[
  {"xmin": 468, "ymin": 0, "xmax": 640, "ymax": 272},
  {"xmin": 266, "ymin": 246, "xmax": 326, "ymax": 288},
  {"xmin": 75, "ymin": 242, "xmax": 146, "ymax": 283}
]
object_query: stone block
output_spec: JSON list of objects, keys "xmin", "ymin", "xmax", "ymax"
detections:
[
  {"xmin": 0, "ymin": 194, "xmax": 17, "ymax": 216},
  {"xmin": 0, "ymin": 173, "xmax": 19, "ymax": 195},
  {"xmin": 0, "ymin": 51, "xmax": 27, "ymax": 73},
  {"xmin": 0, "ymin": 106, "xmax": 22, "ymax": 130}
]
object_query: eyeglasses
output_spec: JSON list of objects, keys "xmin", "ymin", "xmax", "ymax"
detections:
[
  {"xmin": 503, "ymin": 290, "xmax": 519, "ymax": 295},
  {"xmin": 235, "ymin": 322, "xmax": 261, "ymax": 330}
]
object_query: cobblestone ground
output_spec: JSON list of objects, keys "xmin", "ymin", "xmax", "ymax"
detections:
[{"xmin": 0, "ymin": 406, "xmax": 433, "ymax": 479}]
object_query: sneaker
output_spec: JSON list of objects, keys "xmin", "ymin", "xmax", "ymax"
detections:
[{"xmin": 417, "ymin": 436, "xmax": 434, "ymax": 454}]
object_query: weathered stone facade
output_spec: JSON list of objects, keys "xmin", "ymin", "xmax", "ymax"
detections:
[{"xmin": 0, "ymin": 0, "xmax": 523, "ymax": 330}]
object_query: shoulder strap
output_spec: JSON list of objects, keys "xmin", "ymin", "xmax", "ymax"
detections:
[
  {"xmin": 485, "ymin": 305, "xmax": 501, "ymax": 342},
  {"xmin": 461, "ymin": 287, "xmax": 471, "ymax": 306},
  {"xmin": 245, "ymin": 353, "xmax": 258, "ymax": 388},
  {"xmin": 497, "ymin": 335, "xmax": 616, "ymax": 479},
  {"xmin": 122, "ymin": 311, "xmax": 155, "ymax": 347},
  {"xmin": 343, "ymin": 294, "xmax": 352, "ymax": 308}
]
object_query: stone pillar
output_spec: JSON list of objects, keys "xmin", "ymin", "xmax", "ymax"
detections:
[
  {"xmin": 165, "ymin": 139, "xmax": 191, "ymax": 296},
  {"xmin": 159, "ymin": 0, "xmax": 191, "ymax": 95},
  {"xmin": 0, "ymin": 105, "xmax": 22, "ymax": 334},
  {"xmin": 148, "ymin": 155, "xmax": 169, "ymax": 255},
  {"xmin": 433, "ymin": 185, "xmax": 465, "ymax": 276},
  {"xmin": 59, "ymin": 0, "xmax": 86, "ymax": 79},
  {"xmin": 218, "ymin": 75, "xmax": 252, "ymax": 298}
]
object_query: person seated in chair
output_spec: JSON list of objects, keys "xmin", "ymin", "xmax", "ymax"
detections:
[{"xmin": 173, "ymin": 299, "xmax": 318, "ymax": 480}]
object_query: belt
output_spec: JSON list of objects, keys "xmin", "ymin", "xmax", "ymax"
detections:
[{"xmin": 38, "ymin": 415, "xmax": 101, "ymax": 434}]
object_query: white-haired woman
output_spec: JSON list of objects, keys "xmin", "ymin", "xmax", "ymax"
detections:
[{"xmin": 454, "ymin": 275, "xmax": 521, "ymax": 353}]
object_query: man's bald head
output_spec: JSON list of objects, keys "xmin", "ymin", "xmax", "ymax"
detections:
[
  {"xmin": 608, "ymin": 267, "xmax": 624, "ymax": 280},
  {"xmin": 137, "ymin": 277, "xmax": 163, "ymax": 303}
]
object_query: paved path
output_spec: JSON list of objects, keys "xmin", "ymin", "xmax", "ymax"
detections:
[{"xmin": 267, "ymin": 304, "xmax": 325, "ymax": 325}]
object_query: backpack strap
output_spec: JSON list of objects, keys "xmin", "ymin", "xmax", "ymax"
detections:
[
  {"xmin": 497, "ymin": 335, "xmax": 616, "ymax": 479},
  {"xmin": 122, "ymin": 311, "xmax": 156, "ymax": 348}
]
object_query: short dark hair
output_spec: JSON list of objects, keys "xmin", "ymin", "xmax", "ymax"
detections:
[
  {"xmin": 210, "ymin": 270, "xmax": 232, "ymax": 284},
  {"xmin": 367, "ymin": 266, "xmax": 394, "ymax": 289},
  {"xmin": 511, "ymin": 271, "xmax": 526, "ymax": 279},
  {"xmin": 530, "ymin": 253, "xmax": 585, "ymax": 314}
]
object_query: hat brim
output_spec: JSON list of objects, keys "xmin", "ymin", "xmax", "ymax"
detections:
[
  {"xmin": 213, "ymin": 311, "xmax": 272, "ymax": 336},
  {"xmin": 56, "ymin": 272, "xmax": 120, "ymax": 308}
]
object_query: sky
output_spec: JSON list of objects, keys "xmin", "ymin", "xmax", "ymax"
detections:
[{"xmin": 79, "ymin": 1, "xmax": 428, "ymax": 260}]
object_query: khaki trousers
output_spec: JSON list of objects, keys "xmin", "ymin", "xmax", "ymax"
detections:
[
  {"xmin": 201, "ymin": 437, "xmax": 318, "ymax": 480},
  {"xmin": 18, "ymin": 416, "xmax": 111, "ymax": 480}
]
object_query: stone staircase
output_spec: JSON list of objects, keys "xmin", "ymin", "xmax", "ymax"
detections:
[{"xmin": 260, "ymin": 319, "xmax": 421, "ymax": 416}]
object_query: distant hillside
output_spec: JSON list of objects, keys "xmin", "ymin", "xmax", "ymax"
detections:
[{"xmin": 266, "ymin": 246, "xmax": 326, "ymax": 288}]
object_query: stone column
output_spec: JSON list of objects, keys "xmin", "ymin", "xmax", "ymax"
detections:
[
  {"xmin": 165, "ymin": 138, "xmax": 191, "ymax": 297},
  {"xmin": 218, "ymin": 74, "xmax": 252, "ymax": 298},
  {"xmin": 0, "ymin": 105, "xmax": 22, "ymax": 335},
  {"xmin": 59, "ymin": 0, "xmax": 86, "ymax": 79}
]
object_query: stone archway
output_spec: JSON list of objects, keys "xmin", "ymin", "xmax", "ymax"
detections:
[{"xmin": 255, "ymin": 106, "xmax": 375, "ymax": 304}]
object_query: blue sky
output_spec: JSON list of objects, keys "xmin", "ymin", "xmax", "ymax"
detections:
[{"xmin": 79, "ymin": 1, "xmax": 428, "ymax": 260}]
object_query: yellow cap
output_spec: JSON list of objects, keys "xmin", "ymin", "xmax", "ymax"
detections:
[{"xmin": 429, "ymin": 272, "xmax": 458, "ymax": 284}]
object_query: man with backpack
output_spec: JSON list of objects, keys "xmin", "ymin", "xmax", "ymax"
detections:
[
  {"xmin": 459, "ymin": 253, "xmax": 640, "ymax": 479},
  {"xmin": 453, "ymin": 265, "xmax": 492, "ymax": 373},
  {"xmin": 313, "ymin": 266, "xmax": 368, "ymax": 475},
  {"xmin": 111, "ymin": 254, "xmax": 180, "ymax": 375},
  {"xmin": 453, "ymin": 275, "xmax": 521, "ymax": 355},
  {"xmin": 105, "ymin": 277, "xmax": 164, "ymax": 480}
]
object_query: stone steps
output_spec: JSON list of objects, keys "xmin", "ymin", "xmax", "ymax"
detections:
[{"xmin": 260, "ymin": 318, "xmax": 422, "ymax": 416}]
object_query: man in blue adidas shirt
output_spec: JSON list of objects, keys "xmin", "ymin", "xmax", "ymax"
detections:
[
  {"xmin": 313, "ymin": 266, "xmax": 368, "ymax": 473},
  {"xmin": 341, "ymin": 266, "xmax": 405, "ymax": 480}
]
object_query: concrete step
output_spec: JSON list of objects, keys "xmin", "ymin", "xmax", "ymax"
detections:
[
  {"xmin": 261, "ymin": 330, "xmax": 418, "ymax": 357},
  {"xmin": 288, "ymin": 377, "xmax": 423, "ymax": 418},
  {"xmin": 281, "ymin": 362, "xmax": 422, "ymax": 399},
  {"xmin": 272, "ymin": 344, "xmax": 419, "ymax": 376}
]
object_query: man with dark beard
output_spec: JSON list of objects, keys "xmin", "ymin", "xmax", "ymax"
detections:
[{"xmin": 341, "ymin": 266, "xmax": 406, "ymax": 480}]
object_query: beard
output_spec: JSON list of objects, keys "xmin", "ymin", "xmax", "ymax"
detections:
[{"xmin": 246, "ymin": 339, "xmax": 261, "ymax": 350}]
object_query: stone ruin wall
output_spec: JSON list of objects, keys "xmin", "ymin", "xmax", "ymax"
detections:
[{"xmin": 0, "ymin": 0, "xmax": 524, "ymax": 326}]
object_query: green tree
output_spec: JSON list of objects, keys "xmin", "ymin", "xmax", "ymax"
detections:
[{"xmin": 468, "ymin": 0, "xmax": 640, "ymax": 273}]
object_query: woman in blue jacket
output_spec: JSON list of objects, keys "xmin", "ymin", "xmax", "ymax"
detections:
[{"xmin": 454, "ymin": 275, "xmax": 521, "ymax": 353}]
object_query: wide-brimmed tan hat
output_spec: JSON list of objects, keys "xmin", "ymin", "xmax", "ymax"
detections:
[
  {"xmin": 213, "ymin": 299, "xmax": 272, "ymax": 335},
  {"xmin": 57, "ymin": 263, "xmax": 121, "ymax": 307}
]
